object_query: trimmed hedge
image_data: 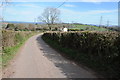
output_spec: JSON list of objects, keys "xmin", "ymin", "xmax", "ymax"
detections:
[
  {"xmin": 2, "ymin": 30, "xmax": 37, "ymax": 67},
  {"xmin": 42, "ymin": 31, "xmax": 120, "ymax": 78},
  {"xmin": 2, "ymin": 30, "xmax": 35, "ymax": 48}
]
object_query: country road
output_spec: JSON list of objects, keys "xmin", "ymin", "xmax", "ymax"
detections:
[{"xmin": 3, "ymin": 34, "xmax": 97, "ymax": 78}]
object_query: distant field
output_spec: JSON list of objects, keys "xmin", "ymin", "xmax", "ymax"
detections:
[{"xmin": 69, "ymin": 24, "xmax": 109, "ymax": 31}]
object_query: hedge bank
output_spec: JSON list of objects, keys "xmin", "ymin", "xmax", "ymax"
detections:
[
  {"xmin": 2, "ymin": 30, "xmax": 37, "ymax": 67},
  {"xmin": 42, "ymin": 31, "xmax": 120, "ymax": 78}
]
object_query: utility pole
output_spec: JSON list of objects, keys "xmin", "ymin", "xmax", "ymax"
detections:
[
  {"xmin": 118, "ymin": 1, "xmax": 120, "ymax": 31},
  {"xmin": 107, "ymin": 20, "xmax": 109, "ymax": 27},
  {"xmin": 34, "ymin": 18, "xmax": 36, "ymax": 24},
  {"xmin": 71, "ymin": 21, "xmax": 74, "ymax": 28},
  {"xmin": 34, "ymin": 18, "xmax": 37, "ymax": 31},
  {"xmin": 99, "ymin": 16, "xmax": 103, "ymax": 27}
]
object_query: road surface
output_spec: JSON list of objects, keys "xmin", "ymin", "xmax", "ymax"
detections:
[{"xmin": 3, "ymin": 34, "xmax": 97, "ymax": 78}]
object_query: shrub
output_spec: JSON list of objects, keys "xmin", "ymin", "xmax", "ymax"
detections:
[
  {"xmin": 2, "ymin": 30, "xmax": 34, "ymax": 48},
  {"xmin": 2, "ymin": 30, "xmax": 36, "ymax": 67},
  {"xmin": 5, "ymin": 24, "xmax": 15, "ymax": 30},
  {"xmin": 42, "ymin": 31, "xmax": 120, "ymax": 78}
]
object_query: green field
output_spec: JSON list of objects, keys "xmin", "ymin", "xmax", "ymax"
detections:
[{"xmin": 69, "ymin": 24, "xmax": 109, "ymax": 31}]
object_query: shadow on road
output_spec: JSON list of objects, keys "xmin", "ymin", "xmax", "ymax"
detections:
[{"xmin": 36, "ymin": 34, "xmax": 97, "ymax": 78}]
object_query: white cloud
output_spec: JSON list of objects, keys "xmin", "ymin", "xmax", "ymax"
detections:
[
  {"xmin": 13, "ymin": 4, "xmax": 43, "ymax": 9},
  {"xmin": 84, "ymin": 9, "xmax": 117, "ymax": 14},
  {"xmin": 60, "ymin": 8, "xmax": 117, "ymax": 24},
  {"xmin": 60, "ymin": 8, "xmax": 117, "ymax": 16},
  {"xmin": 64, "ymin": 4, "xmax": 76, "ymax": 7},
  {"xmin": 80, "ymin": 0, "xmax": 119, "ymax": 2},
  {"xmin": 8, "ymin": 0, "xmax": 120, "ymax": 2},
  {"xmin": 3, "ymin": 2, "xmax": 118, "ymax": 25},
  {"xmin": 4, "ymin": 4, "xmax": 44, "ymax": 22},
  {"xmin": 16, "ymin": 4, "xmax": 39, "ymax": 8}
]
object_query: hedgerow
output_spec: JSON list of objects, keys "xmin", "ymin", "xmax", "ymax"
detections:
[
  {"xmin": 2, "ymin": 30, "xmax": 34, "ymax": 48},
  {"xmin": 42, "ymin": 31, "xmax": 120, "ymax": 78},
  {"xmin": 2, "ymin": 30, "xmax": 37, "ymax": 67}
]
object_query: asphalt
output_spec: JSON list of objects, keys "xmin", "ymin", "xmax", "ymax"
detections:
[{"xmin": 3, "ymin": 34, "xmax": 97, "ymax": 78}]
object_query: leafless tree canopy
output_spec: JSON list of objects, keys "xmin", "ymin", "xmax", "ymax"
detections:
[
  {"xmin": 38, "ymin": 7, "xmax": 60, "ymax": 25},
  {"xmin": 0, "ymin": 0, "xmax": 11, "ymax": 22},
  {"xmin": 0, "ymin": 0, "xmax": 10, "ymax": 7}
]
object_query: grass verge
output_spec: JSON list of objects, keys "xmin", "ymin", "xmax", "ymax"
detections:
[{"xmin": 2, "ymin": 32, "xmax": 38, "ymax": 68}]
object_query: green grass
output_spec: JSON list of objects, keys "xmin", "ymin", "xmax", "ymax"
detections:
[
  {"xmin": 2, "ymin": 32, "xmax": 38, "ymax": 68},
  {"xmin": 2, "ymin": 42, "xmax": 23, "ymax": 67},
  {"xmin": 0, "ymin": 54, "xmax": 2, "ymax": 69},
  {"xmin": 69, "ymin": 24, "xmax": 109, "ymax": 31}
]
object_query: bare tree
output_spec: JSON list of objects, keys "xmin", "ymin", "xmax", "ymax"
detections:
[
  {"xmin": 38, "ymin": 7, "xmax": 60, "ymax": 30},
  {"xmin": 0, "ymin": 0, "xmax": 10, "ymax": 7},
  {"xmin": 0, "ymin": 0, "xmax": 11, "ymax": 29},
  {"xmin": 0, "ymin": 0, "xmax": 11, "ymax": 22}
]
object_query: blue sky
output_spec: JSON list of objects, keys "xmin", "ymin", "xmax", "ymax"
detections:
[{"xmin": 2, "ymin": 2, "xmax": 118, "ymax": 25}]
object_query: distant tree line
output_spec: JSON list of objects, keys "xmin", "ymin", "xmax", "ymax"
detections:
[
  {"xmin": 102, "ymin": 26, "xmax": 120, "ymax": 32},
  {"xmin": 4, "ymin": 23, "xmax": 37, "ymax": 31}
]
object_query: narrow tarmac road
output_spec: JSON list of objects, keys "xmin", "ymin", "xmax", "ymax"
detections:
[{"xmin": 3, "ymin": 34, "xmax": 97, "ymax": 78}]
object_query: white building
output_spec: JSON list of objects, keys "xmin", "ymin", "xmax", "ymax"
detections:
[{"xmin": 63, "ymin": 27, "xmax": 68, "ymax": 32}]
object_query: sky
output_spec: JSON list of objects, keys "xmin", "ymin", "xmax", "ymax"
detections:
[{"xmin": 1, "ymin": 1, "xmax": 119, "ymax": 26}]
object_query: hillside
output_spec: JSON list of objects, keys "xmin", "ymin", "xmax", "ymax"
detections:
[{"xmin": 69, "ymin": 24, "xmax": 109, "ymax": 31}]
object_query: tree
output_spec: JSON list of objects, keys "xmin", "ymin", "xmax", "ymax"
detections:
[
  {"xmin": 28, "ymin": 24, "xmax": 35, "ymax": 31},
  {"xmin": 5, "ymin": 23, "xmax": 15, "ymax": 30},
  {"xmin": 38, "ymin": 7, "xmax": 60, "ymax": 30},
  {"xmin": 15, "ymin": 24, "xmax": 26, "ymax": 31},
  {"xmin": 0, "ymin": 0, "xmax": 10, "ymax": 7},
  {"xmin": 0, "ymin": 0, "xmax": 11, "ymax": 26}
]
